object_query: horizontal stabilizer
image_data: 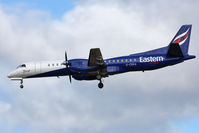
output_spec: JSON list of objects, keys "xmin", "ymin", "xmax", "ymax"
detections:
[{"xmin": 167, "ymin": 43, "xmax": 184, "ymax": 57}]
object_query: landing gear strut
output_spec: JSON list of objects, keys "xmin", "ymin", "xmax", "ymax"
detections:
[
  {"xmin": 20, "ymin": 79, "xmax": 24, "ymax": 89},
  {"xmin": 97, "ymin": 74, "xmax": 104, "ymax": 89},
  {"xmin": 96, "ymin": 70, "xmax": 107, "ymax": 89}
]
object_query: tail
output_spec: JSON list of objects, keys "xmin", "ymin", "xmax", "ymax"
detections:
[{"xmin": 167, "ymin": 25, "xmax": 192, "ymax": 57}]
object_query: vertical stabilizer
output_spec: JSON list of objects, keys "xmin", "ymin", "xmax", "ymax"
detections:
[{"xmin": 167, "ymin": 25, "xmax": 192, "ymax": 57}]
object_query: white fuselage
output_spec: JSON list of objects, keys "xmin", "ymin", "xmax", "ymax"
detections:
[{"xmin": 8, "ymin": 60, "xmax": 66, "ymax": 79}]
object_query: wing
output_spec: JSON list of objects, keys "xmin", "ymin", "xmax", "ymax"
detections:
[{"xmin": 88, "ymin": 48, "xmax": 105, "ymax": 66}]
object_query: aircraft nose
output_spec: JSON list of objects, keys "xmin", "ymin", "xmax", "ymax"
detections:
[
  {"xmin": 8, "ymin": 72, "xmax": 12, "ymax": 78},
  {"xmin": 7, "ymin": 71, "xmax": 15, "ymax": 78}
]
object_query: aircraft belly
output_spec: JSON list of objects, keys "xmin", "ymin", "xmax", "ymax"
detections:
[
  {"xmin": 72, "ymin": 75, "xmax": 97, "ymax": 80},
  {"xmin": 72, "ymin": 68, "xmax": 108, "ymax": 80}
]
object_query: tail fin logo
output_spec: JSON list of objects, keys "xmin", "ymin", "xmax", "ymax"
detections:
[{"xmin": 173, "ymin": 28, "xmax": 190, "ymax": 45}]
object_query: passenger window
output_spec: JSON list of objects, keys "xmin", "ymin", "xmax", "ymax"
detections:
[
  {"xmin": 48, "ymin": 64, "xmax": 50, "ymax": 67},
  {"xmin": 117, "ymin": 60, "xmax": 119, "ymax": 63},
  {"xmin": 113, "ymin": 60, "xmax": 115, "ymax": 63},
  {"xmin": 56, "ymin": 63, "xmax": 59, "ymax": 66},
  {"xmin": 125, "ymin": 59, "xmax": 128, "ymax": 62},
  {"xmin": 121, "ymin": 59, "xmax": 124, "ymax": 62},
  {"xmin": 52, "ymin": 64, "xmax": 54, "ymax": 66},
  {"xmin": 130, "ymin": 59, "xmax": 132, "ymax": 62}
]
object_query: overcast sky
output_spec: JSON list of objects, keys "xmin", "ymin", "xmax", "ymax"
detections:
[{"xmin": 0, "ymin": 0, "xmax": 199, "ymax": 133}]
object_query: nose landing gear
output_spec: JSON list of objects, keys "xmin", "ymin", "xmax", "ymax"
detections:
[
  {"xmin": 20, "ymin": 84, "xmax": 24, "ymax": 89},
  {"xmin": 20, "ymin": 79, "xmax": 24, "ymax": 89}
]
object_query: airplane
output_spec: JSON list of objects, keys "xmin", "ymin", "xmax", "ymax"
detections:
[{"xmin": 8, "ymin": 25, "xmax": 196, "ymax": 89}]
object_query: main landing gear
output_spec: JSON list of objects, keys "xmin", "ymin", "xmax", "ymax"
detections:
[
  {"xmin": 20, "ymin": 79, "xmax": 24, "ymax": 89},
  {"xmin": 98, "ymin": 81, "xmax": 104, "ymax": 89},
  {"xmin": 97, "ymin": 74, "xmax": 104, "ymax": 89}
]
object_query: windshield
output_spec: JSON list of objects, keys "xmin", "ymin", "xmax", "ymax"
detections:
[{"xmin": 17, "ymin": 64, "xmax": 26, "ymax": 69}]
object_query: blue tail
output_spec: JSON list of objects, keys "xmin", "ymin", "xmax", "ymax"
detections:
[
  {"xmin": 167, "ymin": 25, "xmax": 192, "ymax": 57},
  {"xmin": 130, "ymin": 25, "xmax": 194, "ymax": 59}
]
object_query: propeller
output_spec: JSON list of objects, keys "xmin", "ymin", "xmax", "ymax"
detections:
[{"xmin": 62, "ymin": 51, "xmax": 72, "ymax": 83}]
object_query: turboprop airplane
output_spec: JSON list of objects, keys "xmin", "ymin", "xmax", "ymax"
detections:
[{"xmin": 8, "ymin": 25, "xmax": 196, "ymax": 89}]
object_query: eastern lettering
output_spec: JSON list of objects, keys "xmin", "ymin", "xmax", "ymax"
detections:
[{"xmin": 139, "ymin": 56, "xmax": 164, "ymax": 63}]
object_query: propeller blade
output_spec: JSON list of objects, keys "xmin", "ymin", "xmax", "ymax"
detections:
[
  {"xmin": 65, "ymin": 51, "xmax": 68, "ymax": 62},
  {"xmin": 64, "ymin": 51, "xmax": 72, "ymax": 83},
  {"xmin": 69, "ymin": 74, "xmax": 72, "ymax": 83}
]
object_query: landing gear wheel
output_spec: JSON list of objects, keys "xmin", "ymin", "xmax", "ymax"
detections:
[
  {"xmin": 20, "ymin": 84, "xmax": 24, "ymax": 89},
  {"xmin": 98, "ymin": 82, "xmax": 104, "ymax": 89}
]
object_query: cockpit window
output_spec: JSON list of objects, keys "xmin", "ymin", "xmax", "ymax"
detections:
[{"xmin": 17, "ymin": 64, "xmax": 26, "ymax": 68}]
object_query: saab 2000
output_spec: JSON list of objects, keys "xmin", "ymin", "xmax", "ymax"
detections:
[{"xmin": 8, "ymin": 25, "xmax": 196, "ymax": 89}]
